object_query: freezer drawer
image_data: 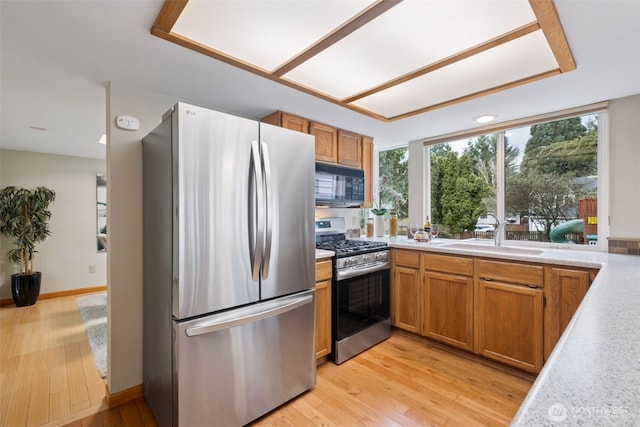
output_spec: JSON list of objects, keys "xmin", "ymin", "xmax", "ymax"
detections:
[{"xmin": 174, "ymin": 290, "xmax": 316, "ymax": 426}]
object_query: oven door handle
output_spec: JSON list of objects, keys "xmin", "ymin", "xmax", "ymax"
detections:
[{"xmin": 336, "ymin": 261, "xmax": 390, "ymax": 281}]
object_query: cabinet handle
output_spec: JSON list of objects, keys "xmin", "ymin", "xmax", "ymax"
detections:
[
  {"xmin": 526, "ymin": 284, "xmax": 540, "ymax": 289},
  {"xmin": 481, "ymin": 277, "xmax": 492, "ymax": 281}
]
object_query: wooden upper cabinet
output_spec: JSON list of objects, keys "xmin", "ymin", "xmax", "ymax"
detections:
[
  {"xmin": 281, "ymin": 113, "xmax": 308, "ymax": 133},
  {"xmin": 261, "ymin": 110, "xmax": 374, "ymax": 205},
  {"xmin": 261, "ymin": 111, "xmax": 308, "ymax": 133},
  {"xmin": 361, "ymin": 136, "xmax": 373, "ymax": 208},
  {"xmin": 310, "ymin": 122, "xmax": 337, "ymax": 163},
  {"xmin": 337, "ymin": 130, "xmax": 362, "ymax": 168}
]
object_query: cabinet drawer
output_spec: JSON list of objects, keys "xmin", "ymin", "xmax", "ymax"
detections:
[
  {"xmin": 475, "ymin": 259, "xmax": 544, "ymax": 288},
  {"xmin": 315, "ymin": 260, "xmax": 332, "ymax": 282},
  {"xmin": 423, "ymin": 253, "xmax": 473, "ymax": 277},
  {"xmin": 393, "ymin": 250, "xmax": 420, "ymax": 268}
]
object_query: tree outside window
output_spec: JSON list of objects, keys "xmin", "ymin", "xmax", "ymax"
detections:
[
  {"xmin": 426, "ymin": 114, "xmax": 598, "ymax": 244},
  {"xmin": 378, "ymin": 147, "xmax": 408, "ymax": 221}
]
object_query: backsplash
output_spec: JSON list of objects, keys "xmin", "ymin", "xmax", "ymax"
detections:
[{"xmin": 608, "ymin": 238, "xmax": 640, "ymax": 255}]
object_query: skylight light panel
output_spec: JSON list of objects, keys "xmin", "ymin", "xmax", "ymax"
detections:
[
  {"xmin": 172, "ymin": 0, "xmax": 374, "ymax": 71},
  {"xmin": 352, "ymin": 30, "xmax": 559, "ymax": 118},
  {"xmin": 283, "ymin": 0, "xmax": 538, "ymax": 100}
]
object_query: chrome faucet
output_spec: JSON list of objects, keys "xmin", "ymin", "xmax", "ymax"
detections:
[{"xmin": 485, "ymin": 213, "xmax": 505, "ymax": 247}]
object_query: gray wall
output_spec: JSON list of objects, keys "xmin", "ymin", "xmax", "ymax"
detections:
[
  {"xmin": 106, "ymin": 82, "xmax": 176, "ymax": 394},
  {"xmin": 609, "ymin": 94, "xmax": 640, "ymax": 239},
  {"xmin": 0, "ymin": 149, "xmax": 107, "ymax": 299}
]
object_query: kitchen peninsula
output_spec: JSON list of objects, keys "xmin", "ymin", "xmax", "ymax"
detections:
[{"xmin": 379, "ymin": 237, "xmax": 640, "ymax": 425}]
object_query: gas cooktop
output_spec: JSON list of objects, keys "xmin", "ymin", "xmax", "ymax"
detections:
[
  {"xmin": 315, "ymin": 217, "xmax": 388, "ymax": 257},
  {"xmin": 316, "ymin": 239, "xmax": 388, "ymax": 257}
]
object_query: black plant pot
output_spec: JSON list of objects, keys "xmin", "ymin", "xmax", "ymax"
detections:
[{"xmin": 11, "ymin": 272, "xmax": 42, "ymax": 307}]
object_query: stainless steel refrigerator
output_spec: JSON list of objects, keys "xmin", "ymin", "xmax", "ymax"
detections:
[{"xmin": 142, "ymin": 102, "xmax": 316, "ymax": 426}]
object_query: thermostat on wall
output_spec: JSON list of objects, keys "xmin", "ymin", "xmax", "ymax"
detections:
[{"xmin": 116, "ymin": 115, "xmax": 140, "ymax": 131}]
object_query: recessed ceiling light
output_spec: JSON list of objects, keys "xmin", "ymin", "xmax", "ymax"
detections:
[
  {"xmin": 98, "ymin": 134, "xmax": 107, "ymax": 145},
  {"xmin": 29, "ymin": 126, "xmax": 47, "ymax": 131},
  {"xmin": 474, "ymin": 114, "xmax": 497, "ymax": 124}
]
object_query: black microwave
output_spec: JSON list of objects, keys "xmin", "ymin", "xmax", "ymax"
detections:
[{"xmin": 315, "ymin": 163, "xmax": 365, "ymax": 208}]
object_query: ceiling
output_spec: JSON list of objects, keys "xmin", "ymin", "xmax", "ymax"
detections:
[
  {"xmin": 155, "ymin": 0, "xmax": 574, "ymax": 121},
  {"xmin": 1, "ymin": 0, "xmax": 639, "ymax": 161}
]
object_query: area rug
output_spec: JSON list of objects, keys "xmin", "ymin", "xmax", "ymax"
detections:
[{"xmin": 76, "ymin": 291, "xmax": 107, "ymax": 378}]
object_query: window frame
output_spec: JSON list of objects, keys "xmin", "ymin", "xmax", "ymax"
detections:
[{"xmin": 419, "ymin": 104, "xmax": 610, "ymax": 251}]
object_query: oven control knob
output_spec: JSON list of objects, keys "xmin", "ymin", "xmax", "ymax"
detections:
[
  {"xmin": 363, "ymin": 254, "xmax": 372, "ymax": 263},
  {"xmin": 344, "ymin": 258, "xmax": 353, "ymax": 267},
  {"xmin": 376, "ymin": 252, "xmax": 387, "ymax": 261}
]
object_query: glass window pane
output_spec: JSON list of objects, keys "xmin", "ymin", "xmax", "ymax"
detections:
[
  {"xmin": 505, "ymin": 114, "xmax": 598, "ymax": 245},
  {"xmin": 378, "ymin": 147, "xmax": 409, "ymax": 234},
  {"xmin": 429, "ymin": 136, "xmax": 495, "ymax": 240}
]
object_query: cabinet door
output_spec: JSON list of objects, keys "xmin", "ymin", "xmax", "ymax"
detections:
[
  {"xmin": 261, "ymin": 111, "xmax": 308, "ymax": 133},
  {"xmin": 314, "ymin": 279, "xmax": 332, "ymax": 359},
  {"xmin": 543, "ymin": 267, "xmax": 591, "ymax": 360},
  {"xmin": 393, "ymin": 266, "xmax": 421, "ymax": 334},
  {"xmin": 424, "ymin": 271, "xmax": 474, "ymax": 351},
  {"xmin": 310, "ymin": 122, "xmax": 337, "ymax": 163},
  {"xmin": 281, "ymin": 113, "xmax": 308, "ymax": 133},
  {"xmin": 475, "ymin": 280, "xmax": 543, "ymax": 373},
  {"xmin": 337, "ymin": 130, "xmax": 362, "ymax": 168},
  {"xmin": 361, "ymin": 136, "xmax": 373, "ymax": 208}
]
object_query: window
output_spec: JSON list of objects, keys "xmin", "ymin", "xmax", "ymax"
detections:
[
  {"xmin": 425, "ymin": 111, "xmax": 604, "ymax": 248},
  {"xmin": 378, "ymin": 146, "xmax": 408, "ymax": 231}
]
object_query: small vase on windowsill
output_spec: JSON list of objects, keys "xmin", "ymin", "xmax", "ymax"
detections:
[
  {"xmin": 374, "ymin": 215, "xmax": 385, "ymax": 237},
  {"xmin": 371, "ymin": 206, "xmax": 387, "ymax": 238}
]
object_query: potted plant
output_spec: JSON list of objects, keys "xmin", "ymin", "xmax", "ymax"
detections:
[{"xmin": 0, "ymin": 186, "xmax": 56, "ymax": 306}]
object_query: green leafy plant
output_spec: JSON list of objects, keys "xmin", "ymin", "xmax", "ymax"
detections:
[{"xmin": 0, "ymin": 186, "xmax": 56, "ymax": 275}]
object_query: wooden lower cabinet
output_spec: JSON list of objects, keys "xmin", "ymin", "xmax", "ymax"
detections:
[
  {"xmin": 392, "ymin": 250, "xmax": 422, "ymax": 334},
  {"xmin": 393, "ymin": 267, "xmax": 422, "ymax": 333},
  {"xmin": 391, "ymin": 249, "xmax": 596, "ymax": 374},
  {"xmin": 315, "ymin": 259, "xmax": 332, "ymax": 360},
  {"xmin": 424, "ymin": 271, "xmax": 474, "ymax": 351},
  {"xmin": 475, "ymin": 259, "xmax": 544, "ymax": 373},
  {"xmin": 423, "ymin": 253, "xmax": 474, "ymax": 351},
  {"xmin": 543, "ymin": 266, "xmax": 594, "ymax": 360},
  {"xmin": 475, "ymin": 279, "xmax": 544, "ymax": 374}
]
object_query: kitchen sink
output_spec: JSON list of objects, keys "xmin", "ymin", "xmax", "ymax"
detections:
[{"xmin": 440, "ymin": 242, "xmax": 544, "ymax": 256}]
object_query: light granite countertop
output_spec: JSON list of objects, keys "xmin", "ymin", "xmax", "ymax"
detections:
[
  {"xmin": 315, "ymin": 248, "xmax": 335, "ymax": 260},
  {"xmin": 367, "ymin": 236, "xmax": 640, "ymax": 426}
]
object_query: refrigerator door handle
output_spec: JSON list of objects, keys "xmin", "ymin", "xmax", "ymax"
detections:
[
  {"xmin": 261, "ymin": 141, "xmax": 273, "ymax": 280},
  {"xmin": 185, "ymin": 292, "xmax": 313, "ymax": 337},
  {"xmin": 249, "ymin": 140, "xmax": 264, "ymax": 282}
]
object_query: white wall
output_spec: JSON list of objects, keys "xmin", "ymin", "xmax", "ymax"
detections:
[
  {"xmin": 609, "ymin": 94, "xmax": 640, "ymax": 239},
  {"xmin": 0, "ymin": 149, "xmax": 107, "ymax": 299},
  {"xmin": 106, "ymin": 82, "xmax": 176, "ymax": 394}
]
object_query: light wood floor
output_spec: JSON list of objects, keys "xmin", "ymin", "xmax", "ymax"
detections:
[
  {"xmin": 0, "ymin": 293, "xmax": 107, "ymax": 426},
  {"xmin": 2, "ymin": 295, "xmax": 534, "ymax": 426},
  {"xmin": 252, "ymin": 331, "xmax": 535, "ymax": 426}
]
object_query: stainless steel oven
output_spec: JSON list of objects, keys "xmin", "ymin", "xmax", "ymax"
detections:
[
  {"xmin": 316, "ymin": 217, "xmax": 391, "ymax": 364},
  {"xmin": 332, "ymin": 251, "xmax": 391, "ymax": 364}
]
